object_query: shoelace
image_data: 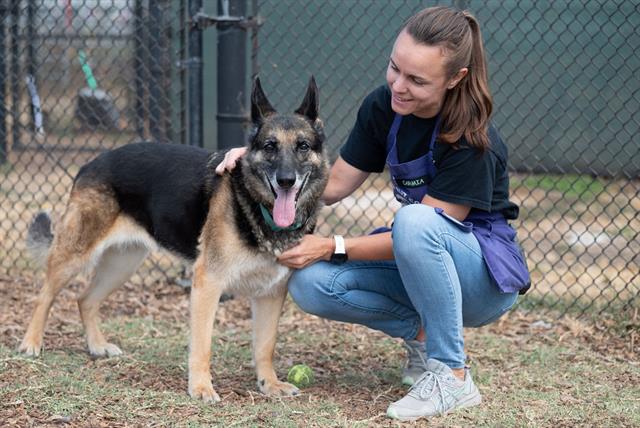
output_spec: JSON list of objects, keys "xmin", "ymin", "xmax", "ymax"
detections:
[{"xmin": 408, "ymin": 371, "xmax": 447, "ymax": 412}]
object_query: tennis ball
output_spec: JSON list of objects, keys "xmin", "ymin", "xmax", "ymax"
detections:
[{"xmin": 287, "ymin": 364, "xmax": 314, "ymax": 388}]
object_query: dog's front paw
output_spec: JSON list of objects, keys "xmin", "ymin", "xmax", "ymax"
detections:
[
  {"xmin": 18, "ymin": 338, "xmax": 42, "ymax": 357},
  {"xmin": 258, "ymin": 379, "xmax": 300, "ymax": 397},
  {"xmin": 189, "ymin": 377, "xmax": 221, "ymax": 403},
  {"xmin": 88, "ymin": 342, "xmax": 123, "ymax": 358}
]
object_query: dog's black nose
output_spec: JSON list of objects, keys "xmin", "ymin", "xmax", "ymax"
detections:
[{"xmin": 276, "ymin": 174, "xmax": 296, "ymax": 189}]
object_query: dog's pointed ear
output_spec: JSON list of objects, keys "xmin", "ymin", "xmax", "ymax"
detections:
[
  {"xmin": 294, "ymin": 76, "xmax": 319, "ymax": 122},
  {"xmin": 251, "ymin": 77, "xmax": 276, "ymax": 124}
]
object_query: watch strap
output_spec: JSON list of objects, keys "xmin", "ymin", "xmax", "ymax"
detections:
[
  {"xmin": 330, "ymin": 235, "xmax": 348, "ymax": 264},
  {"xmin": 333, "ymin": 235, "xmax": 345, "ymax": 255}
]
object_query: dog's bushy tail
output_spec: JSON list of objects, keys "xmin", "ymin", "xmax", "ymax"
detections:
[{"xmin": 26, "ymin": 211, "xmax": 54, "ymax": 268}]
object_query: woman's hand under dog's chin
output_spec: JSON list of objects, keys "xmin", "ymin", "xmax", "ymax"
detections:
[{"xmin": 277, "ymin": 234, "xmax": 334, "ymax": 269}]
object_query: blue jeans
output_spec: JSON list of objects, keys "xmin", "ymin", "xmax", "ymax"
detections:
[{"xmin": 288, "ymin": 204, "xmax": 518, "ymax": 369}]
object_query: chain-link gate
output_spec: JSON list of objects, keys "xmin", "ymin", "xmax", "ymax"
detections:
[
  {"xmin": 0, "ymin": 0, "xmax": 188, "ymax": 286},
  {"xmin": 0, "ymin": 0, "xmax": 638, "ymax": 317}
]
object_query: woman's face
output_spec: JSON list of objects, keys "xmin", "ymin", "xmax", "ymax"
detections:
[{"xmin": 386, "ymin": 30, "xmax": 466, "ymax": 118}]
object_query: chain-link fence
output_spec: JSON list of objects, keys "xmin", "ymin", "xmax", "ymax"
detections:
[
  {"xmin": 0, "ymin": 0, "xmax": 189, "ymax": 285},
  {"xmin": 256, "ymin": 0, "xmax": 640, "ymax": 317},
  {"xmin": 0, "ymin": 0, "xmax": 638, "ymax": 317}
]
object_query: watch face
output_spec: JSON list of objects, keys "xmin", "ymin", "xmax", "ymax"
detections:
[{"xmin": 330, "ymin": 252, "xmax": 348, "ymax": 264}]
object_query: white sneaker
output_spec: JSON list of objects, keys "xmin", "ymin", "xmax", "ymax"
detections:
[
  {"xmin": 401, "ymin": 339, "xmax": 427, "ymax": 386},
  {"xmin": 387, "ymin": 358, "xmax": 482, "ymax": 421}
]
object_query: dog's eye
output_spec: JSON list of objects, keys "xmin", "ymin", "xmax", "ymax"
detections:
[
  {"xmin": 297, "ymin": 140, "xmax": 311, "ymax": 152},
  {"xmin": 263, "ymin": 140, "xmax": 277, "ymax": 153}
]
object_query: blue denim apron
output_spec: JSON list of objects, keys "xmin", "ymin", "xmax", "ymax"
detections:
[{"xmin": 384, "ymin": 113, "xmax": 530, "ymax": 294}]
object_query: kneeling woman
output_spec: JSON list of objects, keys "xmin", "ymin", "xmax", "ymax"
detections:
[{"xmin": 277, "ymin": 6, "xmax": 530, "ymax": 421}]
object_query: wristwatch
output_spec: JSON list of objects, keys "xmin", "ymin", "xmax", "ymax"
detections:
[{"xmin": 330, "ymin": 235, "xmax": 348, "ymax": 264}]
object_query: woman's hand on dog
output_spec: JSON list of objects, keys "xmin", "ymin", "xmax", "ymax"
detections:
[
  {"xmin": 215, "ymin": 147, "xmax": 247, "ymax": 174},
  {"xmin": 277, "ymin": 234, "xmax": 334, "ymax": 269}
]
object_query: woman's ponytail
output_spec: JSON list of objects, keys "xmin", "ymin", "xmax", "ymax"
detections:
[{"xmin": 404, "ymin": 7, "xmax": 493, "ymax": 150}]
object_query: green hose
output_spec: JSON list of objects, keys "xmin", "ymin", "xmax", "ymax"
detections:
[{"xmin": 78, "ymin": 50, "xmax": 98, "ymax": 90}]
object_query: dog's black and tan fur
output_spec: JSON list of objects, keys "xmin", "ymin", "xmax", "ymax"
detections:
[{"xmin": 19, "ymin": 77, "xmax": 329, "ymax": 402}]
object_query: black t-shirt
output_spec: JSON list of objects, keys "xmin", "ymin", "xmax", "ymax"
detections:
[{"xmin": 340, "ymin": 85, "xmax": 519, "ymax": 220}]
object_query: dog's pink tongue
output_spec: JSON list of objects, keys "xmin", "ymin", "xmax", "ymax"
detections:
[{"xmin": 273, "ymin": 187, "xmax": 297, "ymax": 228}]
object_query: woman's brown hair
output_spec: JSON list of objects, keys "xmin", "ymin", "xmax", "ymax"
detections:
[{"xmin": 404, "ymin": 6, "xmax": 493, "ymax": 151}]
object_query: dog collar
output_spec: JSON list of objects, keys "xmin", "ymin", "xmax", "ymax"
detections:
[{"xmin": 259, "ymin": 204, "xmax": 304, "ymax": 232}]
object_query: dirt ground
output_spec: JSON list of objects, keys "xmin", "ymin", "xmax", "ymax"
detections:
[{"xmin": 1, "ymin": 271, "xmax": 638, "ymax": 427}]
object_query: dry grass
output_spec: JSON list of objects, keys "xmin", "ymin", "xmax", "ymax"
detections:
[{"xmin": 0, "ymin": 273, "xmax": 638, "ymax": 427}]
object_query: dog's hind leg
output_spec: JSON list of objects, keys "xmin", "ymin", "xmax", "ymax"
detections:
[
  {"xmin": 19, "ymin": 187, "xmax": 119, "ymax": 357},
  {"xmin": 19, "ymin": 245, "xmax": 87, "ymax": 356},
  {"xmin": 78, "ymin": 244, "xmax": 148, "ymax": 357},
  {"xmin": 251, "ymin": 284, "xmax": 300, "ymax": 397}
]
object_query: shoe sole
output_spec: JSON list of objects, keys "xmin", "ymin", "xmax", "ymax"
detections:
[
  {"xmin": 386, "ymin": 393, "xmax": 482, "ymax": 421},
  {"xmin": 457, "ymin": 393, "xmax": 482, "ymax": 410}
]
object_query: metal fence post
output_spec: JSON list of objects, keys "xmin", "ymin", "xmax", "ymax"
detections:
[
  {"xmin": 216, "ymin": 0, "xmax": 248, "ymax": 150},
  {"xmin": 0, "ymin": 3, "xmax": 6, "ymax": 164},
  {"xmin": 10, "ymin": 1, "xmax": 20, "ymax": 150},
  {"xmin": 27, "ymin": 1, "xmax": 34, "ymax": 110},
  {"xmin": 173, "ymin": 0, "xmax": 188, "ymax": 147},
  {"xmin": 188, "ymin": 0, "xmax": 203, "ymax": 147},
  {"xmin": 250, "ymin": 0, "xmax": 258, "ymax": 79},
  {"xmin": 26, "ymin": 0, "xmax": 41, "ymax": 139},
  {"xmin": 134, "ymin": 0, "xmax": 145, "ymax": 139},
  {"xmin": 149, "ymin": 1, "xmax": 163, "ymax": 143}
]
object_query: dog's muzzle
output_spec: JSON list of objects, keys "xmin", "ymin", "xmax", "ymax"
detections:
[{"xmin": 266, "ymin": 171, "xmax": 310, "ymax": 228}]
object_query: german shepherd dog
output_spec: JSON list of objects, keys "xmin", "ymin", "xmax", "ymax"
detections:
[{"xmin": 19, "ymin": 77, "xmax": 329, "ymax": 402}]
